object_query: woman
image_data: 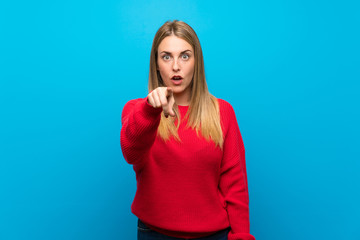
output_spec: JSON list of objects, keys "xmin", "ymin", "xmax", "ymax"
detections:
[{"xmin": 120, "ymin": 20, "xmax": 255, "ymax": 240}]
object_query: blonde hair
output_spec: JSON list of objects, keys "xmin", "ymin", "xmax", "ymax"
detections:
[{"xmin": 148, "ymin": 20, "xmax": 224, "ymax": 149}]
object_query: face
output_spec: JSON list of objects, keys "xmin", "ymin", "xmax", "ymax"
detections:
[{"xmin": 157, "ymin": 35, "xmax": 195, "ymax": 99}]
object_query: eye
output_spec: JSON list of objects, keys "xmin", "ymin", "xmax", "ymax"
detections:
[
  {"xmin": 181, "ymin": 54, "xmax": 189, "ymax": 60},
  {"xmin": 162, "ymin": 55, "xmax": 171, "ymax": 60}
]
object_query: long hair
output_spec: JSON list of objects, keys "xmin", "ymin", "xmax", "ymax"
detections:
[{"xmin": 148, "ymin": 20, "xmax": 223, "ymax": 149}]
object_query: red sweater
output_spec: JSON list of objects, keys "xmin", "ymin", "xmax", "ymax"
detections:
[{"xmin": 120, "ymin": 97, "xmax": 255, "ymax": 240}]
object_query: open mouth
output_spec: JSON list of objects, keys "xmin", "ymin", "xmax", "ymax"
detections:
[
  {"xmin": 171, "ymin": 76, "xmax": 183, "ymax": 80},
  {"xmin": 171, "ymin": 76, "xmax": 183, "ymax": 85}
]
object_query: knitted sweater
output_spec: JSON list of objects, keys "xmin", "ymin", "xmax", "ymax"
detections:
[{"xmin": 120, "ymin": 97, "xmax": 255, "ymax": 240}]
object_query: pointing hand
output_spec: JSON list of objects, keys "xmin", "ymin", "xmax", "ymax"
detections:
[{"xmin": 147, "ymin": 87, "xmax": 176, "ymax": 118}]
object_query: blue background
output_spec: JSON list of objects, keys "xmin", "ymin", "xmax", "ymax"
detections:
[{"xmin": 1, "ymin": 0, "xmax": 359, "ymax": 239}]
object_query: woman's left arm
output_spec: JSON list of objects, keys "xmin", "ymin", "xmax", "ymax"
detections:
[{"xmin": 219, "ymin": 101, "xmax": 256, "ymax": 240}]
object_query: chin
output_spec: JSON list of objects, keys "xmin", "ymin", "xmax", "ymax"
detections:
[{"xmin": 171, "ymin": 87, "xmax": 185, "ymax": 93}]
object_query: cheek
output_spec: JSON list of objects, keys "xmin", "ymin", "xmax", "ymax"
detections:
[
  {"xmin": 157, "ymin": 64, "xmax": 169, "ymax": 81},
  {"xmin": 158, "ymin": 62, "xmax": 168, "ymax": 72},
  {"xmin": 188, "ymin": 59, "xmax": 195, "ymax": 70},
  {"xmin": 159, "ymin": 68, "xmax": 168, "ymax": 77},
  {"xmin": 187, "ymin": 63, "xmax": 195, "ymax": 75}
]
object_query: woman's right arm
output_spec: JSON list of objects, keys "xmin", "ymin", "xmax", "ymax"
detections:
[
  {"xmin": 120, "ymin": 87, "xmax": 175, "ymax": 168},
  {"xmin": 120, "ymin": 97, "xmax": 162, "ymax": 167}
]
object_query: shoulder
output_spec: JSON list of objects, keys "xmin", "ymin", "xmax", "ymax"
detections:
[
  {"xmin": 124, "ymin": 98, "xmax": 144, "ymax": 107},
  {"xmin": 215, "ymin": 98, "xmax": 240, "ymax": 131},
  {"xmin": 122, "ymin": 97, "xmax": 147, "ymax": 111},
  {"xmin": 121, "ymin": 98, "xmax": 146, "ymax": 117},
  {"xmin": 216, "ymin": 98, "xmax": 236, "ymax": 116},
  {"xmin": 122, "ymin": 97, "xmax": 162, "ymax": 120}
]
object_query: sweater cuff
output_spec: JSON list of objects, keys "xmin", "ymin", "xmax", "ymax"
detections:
[{"xmin": 141, "ymin": 96, "xmax": 163, "ymax": 116}]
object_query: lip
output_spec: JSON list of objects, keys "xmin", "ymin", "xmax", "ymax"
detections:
[
  {"xmin": 171, "ymin": 79, "xmax": 183, "ymax": 85},
  {"xmin": 171, "ymin": 75, "xmax": 183, "ymax": 80}
]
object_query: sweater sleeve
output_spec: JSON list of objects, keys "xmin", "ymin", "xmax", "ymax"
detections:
[
  {"xmin": 120, "ymin": 97, "xmax": 163, "ymax": 169},
  {"xmin": 219, "ymin": 102, "xmax": 255, "ymax": 240}
]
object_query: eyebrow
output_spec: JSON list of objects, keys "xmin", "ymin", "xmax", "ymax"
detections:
[{"xmin": 160, "ymin": 50, "xmax": 192, "ymax": 54}]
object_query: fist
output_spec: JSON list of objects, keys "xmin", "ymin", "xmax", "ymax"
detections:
[{"xmin": 147, "ymin": 87, "xmax": 176, "ymax": 118}]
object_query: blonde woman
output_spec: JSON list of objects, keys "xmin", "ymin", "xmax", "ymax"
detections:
[{"xmin": 120, "ymin": 20, "xmax": 255, "ymax": 240}]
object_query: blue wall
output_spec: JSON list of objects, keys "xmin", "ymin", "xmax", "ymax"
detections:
[{"xmin": 1, "ymin": 0, "xmax": 359, "ymax": 239}]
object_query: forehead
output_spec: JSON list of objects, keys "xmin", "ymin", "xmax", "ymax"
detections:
[{"xmin": 158, "ymin": 35, "xmax": 193, "ymax": 53}]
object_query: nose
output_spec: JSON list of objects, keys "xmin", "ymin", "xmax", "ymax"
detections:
[{"xmin": 172, "ymin": 59, "xmax": 180, "ymax": 72}]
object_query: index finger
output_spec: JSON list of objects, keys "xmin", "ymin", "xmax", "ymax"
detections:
[{"xmin": 166, "ymin": 87, "xmax": 173, "ymax": 98}]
